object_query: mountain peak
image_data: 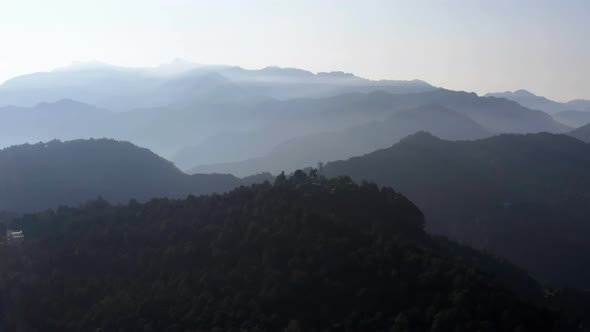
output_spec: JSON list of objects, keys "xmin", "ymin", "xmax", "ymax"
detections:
[
  {"xmin": 259, "ymin": 66, "xmax": 314, "ymax": 77},
  {"xmin": 486, "ymin": 89, "xmax": 537, "ymax": 98},
  {"xmin": 317, "ymin": 71, "xmax": 358, "ymax": 79},
  {"xmin": 513, "ymin": 89, "xmax": 536, "ymax": 97},
  {"xmin": 398, "ymin": 131, "xmax": 441, "ymax": 144}
]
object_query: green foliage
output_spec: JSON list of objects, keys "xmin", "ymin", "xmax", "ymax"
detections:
[{"xmin": 0, "ymin": 173, "xmax": 573, "ymax": 331}]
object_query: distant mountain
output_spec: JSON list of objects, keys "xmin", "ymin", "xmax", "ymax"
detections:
[
  {"xmin": 0, "ymin": 63, "xmax": 439, "ymax": 160},
  {"xmin": 190, "ymin": 105, "xmax": 491, "ymax": 176},
  {"xmin": 0, "ymin": 61, "xmax": 435, "ymax": 111},
  {"xmin": 0, "ymin": 99, "xmax": 115, "ymax": 148},
  {"xmin": 172, "ymin": 92, "xmax": 405, "ymax": 169},
  {"xmin": 568, "ymin": 123, "xmax": 590, "ymax": 143},
  {"xmin": 485, "ymin": 90, "xmax": 567, "ymax": 114},
  {"xmin": 565, "ymin": 100, "xmax": 590, "ymax": 111},
  {"xmin": 554, "ymin": 110, "xmax": 590, "ymax": 127},
  {"xmin": 486, "ymin": 89, "xmax": 590, "ymax": 115},
  {"xmin": 182, "ymin": 89, "xmax": 568, "ymax": 175},
  {"xmin": 324, "ymin": 132, "xmax": 590, "ymax": 288},
  {"xmin": 0, "ymin": 139, "xmax": 270, "ymax": 212},
  {"xmin": 0, "ymin": 64, "xmax": 570, "ymax": 170},
  {"xmin": 321, "ymin": 89, "xmax": 570, "ymax": 134},
  {"xmin": 1, "ymin": 173, "xmax": 581, "ymax": 331},
  {"xmin": 0, "ymin": 98, "xmax": 273, "ymax": 158},
  {"xmin": 0, "ymin": 64, "xmax": 160, "ymax": 111}
]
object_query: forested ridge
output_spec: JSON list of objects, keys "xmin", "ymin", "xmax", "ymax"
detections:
[
  {"xmin": 0, "ymin": 138, "xmax": 272, "ymax": 212},
  {"xmin": 324, "ymin": 132, "xmax": 590, "ymax": 288},
  {"xmin": 0, "ymin": 172, "xmax": 584, "ymax": 331}
]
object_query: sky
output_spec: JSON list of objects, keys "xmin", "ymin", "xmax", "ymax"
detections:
[{"xmin": 0, "ymin": 0, "xmax": 589, "ymax": 101}]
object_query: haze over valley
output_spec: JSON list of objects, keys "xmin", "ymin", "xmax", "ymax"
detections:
[{"xmin": 2, "ymin": 1, "xmax": 590, "ymax": 331}]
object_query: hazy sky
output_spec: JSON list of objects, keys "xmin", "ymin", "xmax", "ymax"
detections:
[{"xmin": 0, "ymin": 0, "xmax": 589, "ymax": 101}]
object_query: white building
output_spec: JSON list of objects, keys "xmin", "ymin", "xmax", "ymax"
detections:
[{"xmin": 7, "ymin": 230, "xmax": 24, "ymax": 246}]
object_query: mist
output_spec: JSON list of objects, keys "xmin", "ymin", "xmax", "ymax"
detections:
[{"xmin": 2, "ymin": 1, "xmax": 590, "ymax": 331}]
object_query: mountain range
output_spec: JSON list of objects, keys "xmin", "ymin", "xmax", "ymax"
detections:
[
  {"xmin": 184, "ymin": 90, "xmax": 569, "ymax": 175},
  {"xmin": 486, "ymin": 89, "xmax": 590, "ymax": 115},
  {"xmin": 0, "ymin": 62, "xmax": 575, "ymax": 170},
  {"xmin": 0, "ymin": 60, "xmax": 435, "ymax": 111},
  {"xmin": 323, "ymin": 132, "xmax": 590, "ymax": 288},
  {"xmin": 0, "ymin": 62, "xmax": 435, "ymax": 159},
  {"xmin": 190, "ymin": 104, "xmax": 492, "ymax": 176}
]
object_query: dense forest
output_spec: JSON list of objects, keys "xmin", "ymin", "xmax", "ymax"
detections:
[
  {"xmin": 323, "ymin": 132, "xmax": 590, "ymax": 288},
  {"xmin": 0, "ymin": 172, "xmax": 586, "ymax": 331},
  {"xmin": 0, "ymin": 138, "xmax": 271, "ymax": 212}
]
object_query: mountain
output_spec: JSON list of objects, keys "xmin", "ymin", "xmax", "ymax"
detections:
[
  {"xmin": 0, "ymin": 99, "xmax": 116, "ymax": 148},
  {"xmin": 485, "ymin": 90, "xmax": 568, "ymax": 114},
  {"xmin": 172, "ymin": 92, "xmax": 405, "ymax": 169},
  {"xmin": 0, "ymin": 62, "xmax": 435, "ymax": 111},
  {"xmin": 177, "ymin": 89, "xmax": 568, "ymax": 173},
  {"xmin": 0, "ymin": 63, "xmax": 436, "ymax": 160},
  {"xmin": 315, "ymin": 89, "xmax": 569, "ymax": 134},
  {"xmin": 0, "ymin": 65, "xmax": 569, "ymax": 172},
  {"xmin": 0, "ymin": 139, "xmax": 270, "ymax": 212},
  {"xmin": 323, "ymin": 132, "xmax": 590, "ymax": 288},
  {"xmin": 0, "ymin": 63, "xmax": 568, "ymax": 168},
  {"xmin": 0, "ymin": 98, "xmax": 274, "ymax": 158},
  {"xmin": 0, "ymin": 63, "xmax": 161, "ymax": 111},
  {"xmin": 190, "ymin": 105, "xmax": 491, "ymax": 176},
  {"xmin": 0, "ymin": 174, "xmax": 581, "ymax": 331},
  {"xmin": 554, "ymin": 110, "xmax": 590, "ymax": 127},
  {"xmin": 568, "ymin": 123, "xmax": 590, "ymax": 142},
  {"xmin": 486, "ymin": 90, "xmax": 590, "ymax": 115},
  {"xmin": 565, "ymin": 100, "xmax": 590, "ymax": 111}
]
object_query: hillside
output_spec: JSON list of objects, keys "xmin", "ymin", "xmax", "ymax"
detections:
[
  {"xmin": 568, "ymin": 123, "xmax": 590, "ymax": 143},
  {"xmin": 190, "ymin": 105, "xmax": 491, "ymax": 176},
  {"xmin": 0, "ymin": 173, "xmax": 579, "ymax": 331},
  {"xmin": 0, "ymin": 139, "xmax": 269, "ymax": 212},
  {"xmin": 324, "ymin": 132, "xmax": 590, "ymax": 288}
]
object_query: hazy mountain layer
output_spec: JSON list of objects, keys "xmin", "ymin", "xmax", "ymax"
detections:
[
  {"xmin": 180, "ymin": 89, "xmax": 568, "ymax": 173},
  {"xmin": 0, "ymin": 62, "xmax": 570, "ymax": 171},
  {"xmin": 0, "ymin": 61, "xmax": 435, "ymax": 111},
  {"xmin": 555, "ymin": 110, "xmax": 590, "ymax": 127},
  {"xmin": 486, "ymin": 89, "xmax": 590, "ymax": 115},
  {"xmin": 190, "ymin": 105, "xmax": 491, "ymax": 176}
]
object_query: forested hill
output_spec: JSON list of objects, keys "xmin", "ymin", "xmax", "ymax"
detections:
[
  {"xmin": 0, "ymin": 173, "xmax": 582, "ymax": 331},
  {"xmin": 323, "ymin": 132, "xmax": 590, "ymax": 288},
  {"xmin": 0, "ymin": 139, "xmax": 270, "ymax": 212}
]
